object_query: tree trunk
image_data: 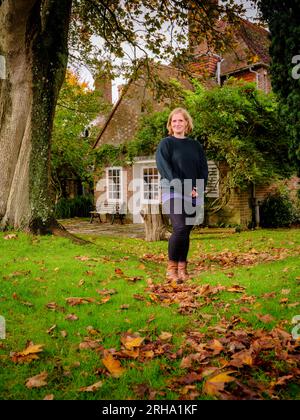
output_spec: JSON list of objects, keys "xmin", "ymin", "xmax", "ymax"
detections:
[
  {"xmin": 0, "ymin": 0, "xmax": 72, "ymax": 234},
  {"xmin": 140, "ymin": 203, "xmax": 171, "ymax": 241}
]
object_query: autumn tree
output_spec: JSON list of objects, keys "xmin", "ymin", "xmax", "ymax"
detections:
[{"xmin": 0, "ymin": 0, "xmax": 243, "ymax": 234}]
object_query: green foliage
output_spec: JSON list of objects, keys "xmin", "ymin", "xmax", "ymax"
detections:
[
  {"xmin": 260, "ymin": 190, "xmax": 295, "ymax": 228},
  {"xmin": 255, "ymin": 0, "xmax": 300, "ymax": 170},
  {"xmin": 186, "ymin": 79, "xmax": 295, "ymax": 187},
  {"xmin": 94, "ymin": 143, "xmax": 127, "ymax": 168},
  {"xmin": 51, "ymin": 71, "xmax": 111, "ymax": 196},
  {"xmin": 54, "ymin": 195, "xmax": 93, "ymax": 219}
]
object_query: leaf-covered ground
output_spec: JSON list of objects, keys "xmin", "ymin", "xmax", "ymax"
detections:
[{"xmin": 0, "ymin": 229, "xmax": 299, "ymax": 400}]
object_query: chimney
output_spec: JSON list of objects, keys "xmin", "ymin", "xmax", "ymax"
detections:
[
  {"xmin": 94, "ymin": 76, "xmax": 112, "ymax": 105},
  {"xmin": 188, "ymin": 0, "xmax": 221, "ymax": 79}
]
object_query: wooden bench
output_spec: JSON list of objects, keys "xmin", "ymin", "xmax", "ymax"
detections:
[{"xmin": 90, "ymin": 202, "xmax": 126, "ymax": 224}]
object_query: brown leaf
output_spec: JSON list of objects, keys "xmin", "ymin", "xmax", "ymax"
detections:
[
  {"xmin": 96, "ymin": 288, "xmax": 117, "ymax": 295},
  {"xmin": 46, "ymin": 302, "xmax": 66, "ymax": 312},
  {"xmin": 75, "ymin": 255, "xmax": 91, "ymax": 261},
  {"xmin": 65, "ymin": 297, "xmax": 95, "ymax": 306},
  {"xmin": 43, "ymin": 394, "xmax": 54, "ymax": 400},
  {"xmin": 126, "ymin": 276, "xmax": 143, "ymax": 282},
  {"xmin": 230, "ymin": 350, "xmax": 253, "ymax": 367},
  {"xmin": 206, "ymin": 339, "xmax": 224, "ymax": 355},
  {"xmin": 79, "ymin": 381, "xmax": 103, "ymax": 392},
  {"xmin": 25, "ymin": 371, "xmax": 48, "ymax": 388},
  {"xmin": 4, "ymin": 234, "xmax": 18, "ymax": 240},
  {"xmin": 203, "ymin": 371, "xmax": 236, "ymax": 396},
  {"xmin": 256, "ymin": 313, "xmax": 275, "ymax": 323},
  {"xmin": 227, "ymin": 284, "xmax": 246, "ymax": 293},
  {"xmin": 11, "ymin": 343, "xmax": 44, "ymax": 363},
  {"xmin": 281, "ymin": 289, "xmax": 290, "ymax": 295},
  {"xmin": 102, "ymin": 351, "xmax": 126, "ymax": 377},
  {"xmin": 133, "ymin": 294, "xmax": 146, "ymax": 301},
  {"xmin": 114, "ymin": 268, "xmax": 124, "ymax": 275},
  {"xmin": 261, "ymin": 292, "xmax": 276, "ymax": 299},
  {"xmin": 158, "ymin": 332, "xmax": 173, "ymax": 342},
  {"xmin": 279, "ymin": 298, "xmax": 289, "ymax": 304},
  {"xmin": 121, "ymin": 334, "xmax": 145, "ymax": 350},
  {"xmin": 65, "ymin": 314, "xmax": 79, "ymax": 321},
  {"xmin": 79, "ymin": 338, "xmax": 102, "ymax": 350},
  {"xmin": 271, "ymin": 375, "xmax": 294, "ymax": 387}
]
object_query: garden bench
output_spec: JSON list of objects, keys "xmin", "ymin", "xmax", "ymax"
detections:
[{"xmin": 89, "ymin": 202, "xmax": 126, "ymax": 224}]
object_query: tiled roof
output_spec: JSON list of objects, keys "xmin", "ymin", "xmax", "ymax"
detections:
[{"xmin": 219, "ymin": 18, "xmax": 270, "ymax": 75}]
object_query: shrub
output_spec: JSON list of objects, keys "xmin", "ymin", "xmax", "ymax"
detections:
[
  {"xmin": 54, "ymin": 195, "xmax": 93, "ymax": 219},
  {"xmin": 260, "ymin": 191, "xmax": 294, "ymax": 228}
]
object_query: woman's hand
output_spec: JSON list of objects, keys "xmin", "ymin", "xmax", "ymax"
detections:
[{"xmin": 191, "ymin": 187, "xmax": 198, "ymax": 198}]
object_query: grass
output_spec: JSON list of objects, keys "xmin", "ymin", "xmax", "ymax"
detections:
[{"xmin": 0, "ymin": 228, "xmax": 299, "ymax": 400}]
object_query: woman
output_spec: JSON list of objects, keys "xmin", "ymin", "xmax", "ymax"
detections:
[{"xmin": 156, "ymin": 108, "xmax": 208, "ymax": 283}]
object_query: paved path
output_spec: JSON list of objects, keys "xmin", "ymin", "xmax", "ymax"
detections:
[{"xmin": 59, "ymin": 218, "xmax": 145, "ymax": 239}]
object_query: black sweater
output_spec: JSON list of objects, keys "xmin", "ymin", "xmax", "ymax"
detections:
[{"xmin": 155, "ymin": 136, "xmax": 208, "ymax": 195}]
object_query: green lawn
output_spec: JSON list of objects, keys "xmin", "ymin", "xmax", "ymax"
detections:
[{"xmin": 0, "ymin": 228, "xmax": 299, "ymax": 400}]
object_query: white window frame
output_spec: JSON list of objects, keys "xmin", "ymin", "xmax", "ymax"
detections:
[
  {"xmin": 106, "ymin": 166, "xmax": 123, "ymax": 203},
  {"xmin": 141, "ymin": 166, "xmax": 160, "ymax": 204}
]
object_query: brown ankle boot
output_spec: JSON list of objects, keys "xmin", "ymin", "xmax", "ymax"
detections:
[
  {"xmin": 166, "ymin": 260, "xmax": 179, "ymax": 282},
  {"xmin": 178, "ymin": 261, "xmax": 189, "ymax": 281}
]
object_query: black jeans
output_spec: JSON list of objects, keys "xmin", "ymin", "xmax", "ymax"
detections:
[{"xmin": 165, "ymin": 198, "xmax": 195, "ymax": 262}]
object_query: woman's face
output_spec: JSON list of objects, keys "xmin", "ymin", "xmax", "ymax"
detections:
[{"xmin": 171, "ymin": 112, "xmax": 187, "ymax": 138}]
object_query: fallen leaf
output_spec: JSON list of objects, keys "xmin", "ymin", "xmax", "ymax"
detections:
[
  {"xmin": 114, "ymin": 268, "xmax": 124, "ymax": 275},
  {"xmin": 65, "ymin": 314, "xmax": 79, "ymax": 321},
  {"xmin": 256, "ymin": 313, "xmax": 275, "ymax": 323},
  {"xmin": 96, "ymin": 288, "xmax": 117, "ymax": 296},
  {"xmin": 158, "ymin": 332, "xmax": 173, "ymax": 341},
  {"xmin": 46, "ymin": 325, "xmax": 57, "ymax": 334},
  {"xmin": 79, "ymin": 381, "xmax": 103, "ymax": 392},
  {"xmin": 4, "ymin": 234, "xmax": 18, "ymax": 240},
  {"xmin": 121, "ymin": 334, "xmax": 145, "ymax": 350},
  {"xmin": 230, "ymin": 350, "xmax": 253, "ymax": 367},
  {"xmin": 227, "ymin": 284, "xmax": 246, "ymax": 293},
  {"xmin": 25, "ymin": 371, "xmax": 48, "ymax": 388},
  {"xmin": 11, "ymin": 343, "xmax": 44, "ymax": 363},
  {"xmin": 203, "ymin": 371, "xmax": 236, "ymax": 396},
  {"xmin": 43, "ymin": 394, "xmax": 54, "ymax": 400},
  {"xmin": 65, "ymin": 297, "xmax": 95, "ymax": 306},
  {"xmin": 46, "ymin": 302, "xmax": 66, "ymax": 312},
  {"xmin": 281, "ymin": 289, "xmax": 290, "ymax": 295},
  {"xmin": 102, "ymin": 351, "xmax": 126, "ymax": 377}
]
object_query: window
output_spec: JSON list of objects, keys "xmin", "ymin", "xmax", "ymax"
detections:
[
  {"xmin": 142, "ymin": 167, "xmax": 160, "ymax": 202},
  {"xmin": 107, "ymin": 167, "xmax": 122, "ymax": 201}
]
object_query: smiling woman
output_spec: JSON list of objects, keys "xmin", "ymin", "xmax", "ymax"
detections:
[{"xmin": 156, "ymin": 108, "xmax": 208, "ymax": 283}]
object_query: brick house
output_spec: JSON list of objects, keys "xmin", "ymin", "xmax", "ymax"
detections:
[{"xmin": 92, "ymin": 17, "xmax": 297, "ymax": 227}]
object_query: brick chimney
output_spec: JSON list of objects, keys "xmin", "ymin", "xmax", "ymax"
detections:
[
  {"xmin": 94, "ymin": 75, "xmax": 112, "ymax": 104},
  {"xmin": 188, "ymin": 0, "xmax": 220, "ymax": 79}
]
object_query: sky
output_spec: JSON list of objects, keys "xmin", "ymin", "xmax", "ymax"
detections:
[{"xmin": 78, "ymin": 0, "xmax": 259, "ymax": 103}]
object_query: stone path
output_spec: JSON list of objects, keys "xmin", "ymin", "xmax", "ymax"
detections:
[{"xmin": 59, "ymin": 218, "xmax": 145, "ymax": 239}]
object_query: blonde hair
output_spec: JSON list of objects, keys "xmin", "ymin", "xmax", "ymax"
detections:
[{"xmin": 167, "ymin": 107, "xmax": 193, "ymax": 135}]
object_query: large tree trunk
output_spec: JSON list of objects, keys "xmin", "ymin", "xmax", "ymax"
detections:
[
  {"xmin": 140, "ymin": 204, "xmax": 171, "ymax": 242},
  {"xmin": 0, "ymin": 0, "xmax": 72, "ymax": 234}
]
